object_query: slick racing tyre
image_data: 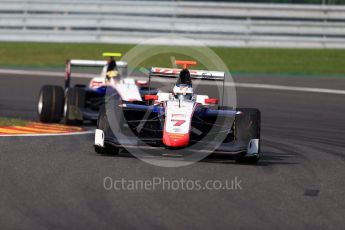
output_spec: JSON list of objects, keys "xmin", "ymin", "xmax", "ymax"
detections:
[
  {"xmin": 64, "ymin": 87, "xmax": 85, "ymax": 125},
  {"xmin": 235, "ymin": 108, "xmax": 261, "ymax": 164},
  {"xmin": 38, "ymin": 85, "xmax": 64, "ymax": 123},
  {"xmin": 94, "ymin": 106, "xmax": 119, "ymax": 155}
]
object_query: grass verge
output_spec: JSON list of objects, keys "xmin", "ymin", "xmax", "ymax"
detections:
[
  {"xmin": 0, "ymin": 117, "xmax": 28, "ymax": 126},
  {"xmin": 0, "ymin": 42, "xmax": 344, "ymax": 76}
]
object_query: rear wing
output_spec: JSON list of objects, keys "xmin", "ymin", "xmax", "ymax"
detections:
[
  {"xmin": 65, "ymin": 59, "xmax": 128, "ymax": 89},
  {"xmin": 149, "ymin": 61, "xmax": 227, "ymax": 106},
  {"xmin": 150, "ymin": 67, "xmax": 225, "ymax": 81},
  {"xmin": 70, "ymin": 60, "xmax": 107, "ymax": 67}
]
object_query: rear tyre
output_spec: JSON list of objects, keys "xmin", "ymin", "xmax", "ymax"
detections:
[
  {"xmin": 235, "ymin": 108, "xmax": 261, "ymax": 164},
  {"xmin": 38, "ymin": 85, "xmax": 64, "ymax": 123},
  {"xmin": 95, "ymin": 106, "xmax": 119, "ymax": 155},
  {"xmin": 64, "ymin": 88, "xmax": 85, "ymax": 125}
]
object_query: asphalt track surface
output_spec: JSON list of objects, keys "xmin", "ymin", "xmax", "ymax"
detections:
[{"xmin": 1, "ymin": 72, "xmax": 345, "ymax": 229}]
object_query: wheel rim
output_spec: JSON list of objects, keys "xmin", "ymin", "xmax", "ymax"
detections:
[{"xmin": 38, "ymin": 93, "xmax": 43, "ymax": 115}]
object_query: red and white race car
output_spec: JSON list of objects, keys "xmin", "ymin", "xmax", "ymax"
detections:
[{"xmin": 94, "ymin": 60, "xmax": 261, "ymax": 163}]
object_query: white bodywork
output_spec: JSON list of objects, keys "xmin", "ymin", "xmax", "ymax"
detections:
[
  {"xmin": 156, "ymin": 92, "xmax": 170, "ymax": 102},
  {"xmin": 164, "ymin": 100, "xmax": 195, "ymax": 135},
  {"xmin": 114, "ymin": 79, "xmax": 142, "ymax": 101},
  {"xmin": 89, "ymin": 77, "xmax": 142, "ymax": 101},
  {"xmin": 95, "ymin": 129, "xmax": 105, "ymax": 147},
  {"xmin": 70, "ymin": 59, "xmax": 143, "ymax": 102},
  {"xmin": 246, "ymin": 139, "xmax": 260, "ymax": 156},
  {"xmin": 89, "ymin": 76, "xmax": 106, "ymax": 88},
  {"xmin": 159, "ymin": 83, "xmax": 213, "ymax": 146},
  {"xmin": 195, "ymin": 95, "xmax": 209, "ymax": 104}
]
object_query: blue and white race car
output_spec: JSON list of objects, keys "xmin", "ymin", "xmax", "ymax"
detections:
[{"xmin": 37, "ymin": 53, "xmax": 157, "ymax": 125}]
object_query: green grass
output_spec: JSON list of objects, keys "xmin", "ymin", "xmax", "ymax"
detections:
[
  {"xmin": 0, "ymin": 42, "xmax": 344, "ymax": 76},
  {"xmin": 0, "ymin": 117, "xmax": 28, "ymax": 126}
]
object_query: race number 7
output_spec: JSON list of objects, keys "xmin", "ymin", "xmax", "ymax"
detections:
[{"xmin": 171, "ymin": 114, "xmax": 186, "ymax": 126}]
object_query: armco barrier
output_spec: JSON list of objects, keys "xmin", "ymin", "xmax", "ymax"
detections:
[{"xmin": 0, "ymin": 0, "xmax": 344, "ymax": 48}]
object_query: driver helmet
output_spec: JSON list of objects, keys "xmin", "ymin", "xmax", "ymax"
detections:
[
  {"xmin": 106, "ymin": 57, "xmax": 120, "ymax": 80},
  {"xmin": 174, "ymin": 68, "xmax": 193, "ymax": 100},
  {"xmin": 176, "ymin": 68, "xmax": 192, "ymax": 86},
  {"xmin": 173, "ymin": 84, "xmax": 193, "ymax": 100}
]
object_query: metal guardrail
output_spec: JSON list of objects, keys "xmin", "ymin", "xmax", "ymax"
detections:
[{"xmin": 0, "ymin": 0, "xmax": 345, "ymax": 48}]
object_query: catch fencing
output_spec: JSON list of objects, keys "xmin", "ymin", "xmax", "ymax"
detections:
[{"xmin": 0, "ymin": 0, "xmax": 345, "ymax": 48}]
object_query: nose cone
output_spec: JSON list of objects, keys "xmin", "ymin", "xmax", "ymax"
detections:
[{"xmin": 163, "ymin": 132, "xmax": 190, "ymax": 148}]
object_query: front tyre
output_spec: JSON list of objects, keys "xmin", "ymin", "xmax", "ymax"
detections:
[
  {"xmin": 38, "ymin": 85, "xmax": 64, "ymax": 123},
  {"xmin": 235, "ymin": 108, "xmax": 261, "ymax": 164}
]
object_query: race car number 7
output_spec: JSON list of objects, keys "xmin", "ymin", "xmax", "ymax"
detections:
[{"xmin": 171, "ymin": 114, "xmax": 186, "ymax": 126}]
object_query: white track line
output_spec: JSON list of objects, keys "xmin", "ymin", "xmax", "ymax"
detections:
[
  {"xmin": 1, "ymin": 68, "xmax": 345, "ymax": 95},
  {"xmin": 0, "ymin": 68, "xmax": 97, "ymax": 78},
  {"xmin": 0, "ymin": 130, "xmax": 94, "ymax": 137},
  {"xmin": 232, "ymin": 83, "xmax": 345, "ymax": 95}
]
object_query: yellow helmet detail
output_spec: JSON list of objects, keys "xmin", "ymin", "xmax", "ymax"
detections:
[{"xmin": 107, "ymin": 70, "xmax": 119, "ymax": 78}]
